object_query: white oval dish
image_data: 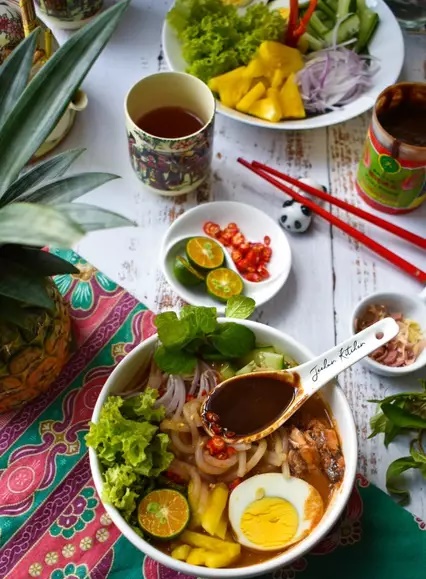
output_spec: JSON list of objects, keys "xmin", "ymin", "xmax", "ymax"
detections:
[
  {"xmin": 350, "ymin": 288, "xmax": 426, "ymax": 377},
  {"xmin": 162, "ymin": 0, "xmax": 404, "ymax": 130},
  {"xmin": 89, "ymin": 318, "xmax": 357, "ymax": 579},
  {"xmin": 160, "ymin": 201, "xmax": 292, "ymax": 314}
]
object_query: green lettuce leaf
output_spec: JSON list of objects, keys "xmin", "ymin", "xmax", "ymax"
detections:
[
  {"xmin": 167, "ymin": 0, "xmax": 285, "ymax": 82},
  {"xmin": 85, "ymin": 389, "xmax": 174, "ymax": 523}
]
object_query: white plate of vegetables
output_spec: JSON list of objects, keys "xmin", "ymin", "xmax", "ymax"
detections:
[{"xmin": 162, "ymin": 0, "xmax": 404, "ymax": 129}]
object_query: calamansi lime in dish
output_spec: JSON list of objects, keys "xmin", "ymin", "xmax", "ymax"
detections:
[
  {"xmin": 206, "ymin": 268, "xmax": 243, "ymax": 302},
  {"xmin": 138, "ymin": 489, "xmax": 190, "ymax": 540},
  {"xmin": 173, "ymin": 256, "xmax": 205, "ymax": 287},
  {"xmin": 186, "ymin": 237, "xmax": 224, "ymax": 271}
]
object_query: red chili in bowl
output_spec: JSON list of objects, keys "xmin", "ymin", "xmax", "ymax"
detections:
[{"xmin": 202, "ymin": 221, "xmax": 272, "ymax": 282}]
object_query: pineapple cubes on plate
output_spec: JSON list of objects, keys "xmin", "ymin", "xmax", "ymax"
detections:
[{"xmin": 208, "ymin": 41, "xmax": 306, "ymax": 123}]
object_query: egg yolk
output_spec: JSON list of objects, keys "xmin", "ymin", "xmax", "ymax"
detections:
[{"xmin": 240, "ymin": 497, "xmax": 299, "ymax": 549}]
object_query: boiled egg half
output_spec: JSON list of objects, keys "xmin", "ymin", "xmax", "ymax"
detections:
[{"xmin": 228, "ymin": 473, "xmax": 324, "ymax": 551}]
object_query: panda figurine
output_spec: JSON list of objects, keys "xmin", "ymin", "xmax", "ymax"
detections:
[
  {"xmin": 278, "ymin": 178, "xmax": 327, "ymax": 234},
  {"xmin": 279, "ymin": 200, "xmax": 312, "ymax": 233}
]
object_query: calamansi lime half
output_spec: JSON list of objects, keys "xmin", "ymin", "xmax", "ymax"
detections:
[
  {"xmin": 137, "ymin": 489, "xmax": 190, "ymax": 540},
  {"xmin": 206, "ymin": 268, "xmax": 244, "ymax": 302},
  {"xmin": 173, "ymin": 256, "xmax": 204, "ymax": 287},
  {"xmin": 186, "ymin": 237, "xmax": 224, "ymax": 271}
]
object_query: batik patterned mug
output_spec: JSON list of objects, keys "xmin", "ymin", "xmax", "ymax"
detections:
[
  {"xmin": 124, "ymin": 72, "xmax": 215, "ymax": 196},
  {"xmin": 35, "ymin": 0, "xmax": 103, "ymax": 30}
]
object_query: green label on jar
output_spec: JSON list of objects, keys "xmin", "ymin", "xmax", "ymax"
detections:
[{"xmin": 357, "ymin": 134, "xmax": 426, "ymax": 209}]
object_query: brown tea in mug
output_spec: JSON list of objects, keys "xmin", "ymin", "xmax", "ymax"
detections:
[{"xmin": 136, "ymin": 106, "xmax": 204, "ymax": 139}]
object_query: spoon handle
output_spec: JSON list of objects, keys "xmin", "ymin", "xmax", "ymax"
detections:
[{"xmin": 296, "ymin": 317, "xmax": 399, "ymax": 397}]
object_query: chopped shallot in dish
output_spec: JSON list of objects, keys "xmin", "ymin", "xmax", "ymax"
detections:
[{"xmin": 355, "ymin": 304, "xmax": 425, "ymax": 367}]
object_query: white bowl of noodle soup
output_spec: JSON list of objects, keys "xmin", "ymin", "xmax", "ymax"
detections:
[{"xmin": 89, "ymin": 319, "xmax": 357, "ymax": 578}]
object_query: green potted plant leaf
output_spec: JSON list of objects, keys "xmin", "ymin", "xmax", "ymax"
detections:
[{"xmin": 0, "ymin": 0, "xmax": 132, "ymax": 413}]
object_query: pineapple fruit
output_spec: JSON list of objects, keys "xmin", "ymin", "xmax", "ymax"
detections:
[
  {"xmin": 0, "ymin": 0, "xmax": 131, "ymax": 413},
  {"xmin": 0, "ymin": 281, "xmax": 72, "ymax": 412}
]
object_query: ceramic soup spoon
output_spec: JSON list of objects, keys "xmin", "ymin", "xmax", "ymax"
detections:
[{"xmin": 201, "ymin": 317, "xmax": 399, "ymax": 443}]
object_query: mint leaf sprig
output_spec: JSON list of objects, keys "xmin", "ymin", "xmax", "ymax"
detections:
[
  {"xmin": 153, "ymin": 296, "xmax": 256, "ymax": 375},
  {"xmin": 368, "ymin": 379, "xmax": 426, "ymax": 505}
]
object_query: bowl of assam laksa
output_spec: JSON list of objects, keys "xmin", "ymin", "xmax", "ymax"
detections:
[{"xmin": 87, "ymin": 305, "xmax": 357, "ymax": 577}]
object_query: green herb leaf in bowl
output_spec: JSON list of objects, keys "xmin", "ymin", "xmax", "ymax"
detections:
[
  {"xmin": 225, "ymin": 295, "xmax": 256, "ymax": 319},
  {"xmin": 153, "ymin": 299, "xmax": 256, "ymax": 373}
]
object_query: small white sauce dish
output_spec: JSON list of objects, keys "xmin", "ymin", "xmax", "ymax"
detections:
[
  {"xmin": 350, "ymin": 288, "xmax": 426, "ymax": 377},
  {"xmin": 160, "ymin": 201, "xmax": 292, "ymax": 314}
]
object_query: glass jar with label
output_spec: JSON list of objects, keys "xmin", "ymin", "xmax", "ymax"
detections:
[{"xmin": 356, "ymin": 82, "xmax": 426, "ymax": 214}]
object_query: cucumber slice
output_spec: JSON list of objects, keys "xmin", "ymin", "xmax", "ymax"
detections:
[
  {"xmin": 309, "ymin": 13, "xmax": 330, "ymax": 37},
  {"xmin": 236, "ymin": 351, "xmax": 285, "ymax": 373},
  {"xmin": 236, "ymin": 360, "xmax": 258, "ymax": 375},
  {"xmin": 336, "ymin": 0, "xmax": 356, "ymax": 20},
  {"xmin": 301, "ymin": 31, "xmax": 325, "ymax": 52},
  {"xmin": 238, "ymin": 346, "xmax": 275, "ymax": 368},
  {"xmin": 324, "ymin": 0, "xmax": 338, "ymax": 9},
  {"xmin": 257, "ymin": 351, "xmax": 285, "ymax": 370},
  {"xmin": 219, "ymin": 362, "xmax": 236, "ymax": 380},
  {"xmin": 317, "ymin": 0, "xmax": 336, "ymax": 20},
  {"xmin": 355, "ymin": 9, "xmax": 379, "ymax": 52},
  {"xmin": 325, "ymin": 13, "xmax": 360, "ymax": 45}
]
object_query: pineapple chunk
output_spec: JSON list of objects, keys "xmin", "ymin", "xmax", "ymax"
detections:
[
  {"xmin": 267, "ymin": 88, "xmax": 283, "ymax": 119},
  {"xmin": 184, "ymin": 546, "xmax": 240, "ymax": 569},
  {"xmin": 271, "ymin": 68, "xmax": 286, "ymax": 89},
  {"xmin": 258, "ymin": 41, "xmax": 304, "ymax": 78},
  {"xmin": 208, "ymin": 67, "xmax": 246, "ymax": 93},
  {"xmin": 204, "ymin": 549, "xmax": 241, "ymax": 568},
  {"xmin": 249, "ymin": 97, "xmax": 282, "ymax": 123},
  {"xmin": 186, "ymin": 548, "xmax": 207, "ymax": 566},
  {"xmin": 219, "ymin": 76, "xmax": 251, "ymax": 108},
  {"xmin": 214, "ymin": 515, "xmax": 228, "ymax": 540},
  {"xmin": 236, "ymin": 82, "xmax": 266, "ymax": 113},
  {"xmin": 180, "ymin": 530, "xmax": 241, "ymax": 558},
  {"xmin": 280, "ymin": 73, "xmax": 306, "ymax": 119},
  {"xmin": 201, "ymin": 483, "xmax": 229, "ymax": 536},
  {"xmin": 243, "ymin": 57, "xmax": 265, "ymax": 80},
  {"xmin": 188, "ymin": 480, "xmax": 202, "ymax": 529},
  {"xmin": 208, "ymin": 66, "xmax": 251, "ymax": 108},
  {"xmin": 171, "ymin": 545, "xmax": 191, "ymax": 561}
]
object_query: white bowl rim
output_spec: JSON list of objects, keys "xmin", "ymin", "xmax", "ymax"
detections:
[
  {"xmin": 89, "ymin": 318, "xmax": 357, "ymax": 578},
  {"xmin": 350, "ymin": 290, "xmax": 426, "ymax": 376}
]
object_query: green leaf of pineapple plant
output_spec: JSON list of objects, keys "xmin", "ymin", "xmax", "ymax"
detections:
[
  {"xmin": 0, "ymin": 203, "xmax": 84, "ymax": 247},
  {"xmin": 0, "ymin": 30, "xmax": 38, "ymax": 129},
  {"xmin": 1, "ymin": 148, "xmax": 85, "ymax": 206},
  {"xmin": 0, "ymin": 257, "xmax": 53, "ymax": 309},
  {"xmin": 13, "ymin": 172, "xmax": 119, "ymax": 204},
  {"xmin": 54, "ymin": 203, "xmax": 136, "ymax": 232},
  {"xmin": 0, "ymin": 245, "xmax": 79, "ymax": 275},
  {"xmin": 0, "ymin": 0, "xmax": 131, "ymax": 195}
]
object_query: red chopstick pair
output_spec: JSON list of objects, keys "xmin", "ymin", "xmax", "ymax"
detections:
[{"xmin": 237, "ymin": 158, "xmax": 426, "ymax": 285}]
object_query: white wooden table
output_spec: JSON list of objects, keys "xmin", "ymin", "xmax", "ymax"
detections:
[{"xmin": 50, "ymin": 0, "xmax": 426, "ymax": 519}]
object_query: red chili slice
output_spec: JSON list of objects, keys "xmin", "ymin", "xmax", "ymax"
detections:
[
  {"xmin": 245, "ymin": 272, "xmax": 261, "ymax": 282},
  {"xmin": 232, "ymin": 232, "xmax": 245, "ymax": 246},
  {"xmin": 227, "ymin": 223, "xmax": 239, "ymax": 232},
  {"xmin": 264, "ymin": 235, "xmax": 271, "ymax": 246},
  {"xmin": 229, "ymin": 478, "xmax": 242, "ymax": 491},
  {"xmin": 261, "ymin": 247, "xmax": 272, "ymax": 262},
  {"xmin": 203, "ymin": 221, "xmax": 221, "ymax": 237}
]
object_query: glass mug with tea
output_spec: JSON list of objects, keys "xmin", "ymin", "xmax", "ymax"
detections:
[{"xmin": 124, "ymin": 72, "xmax": 216, "ymax": 196}]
